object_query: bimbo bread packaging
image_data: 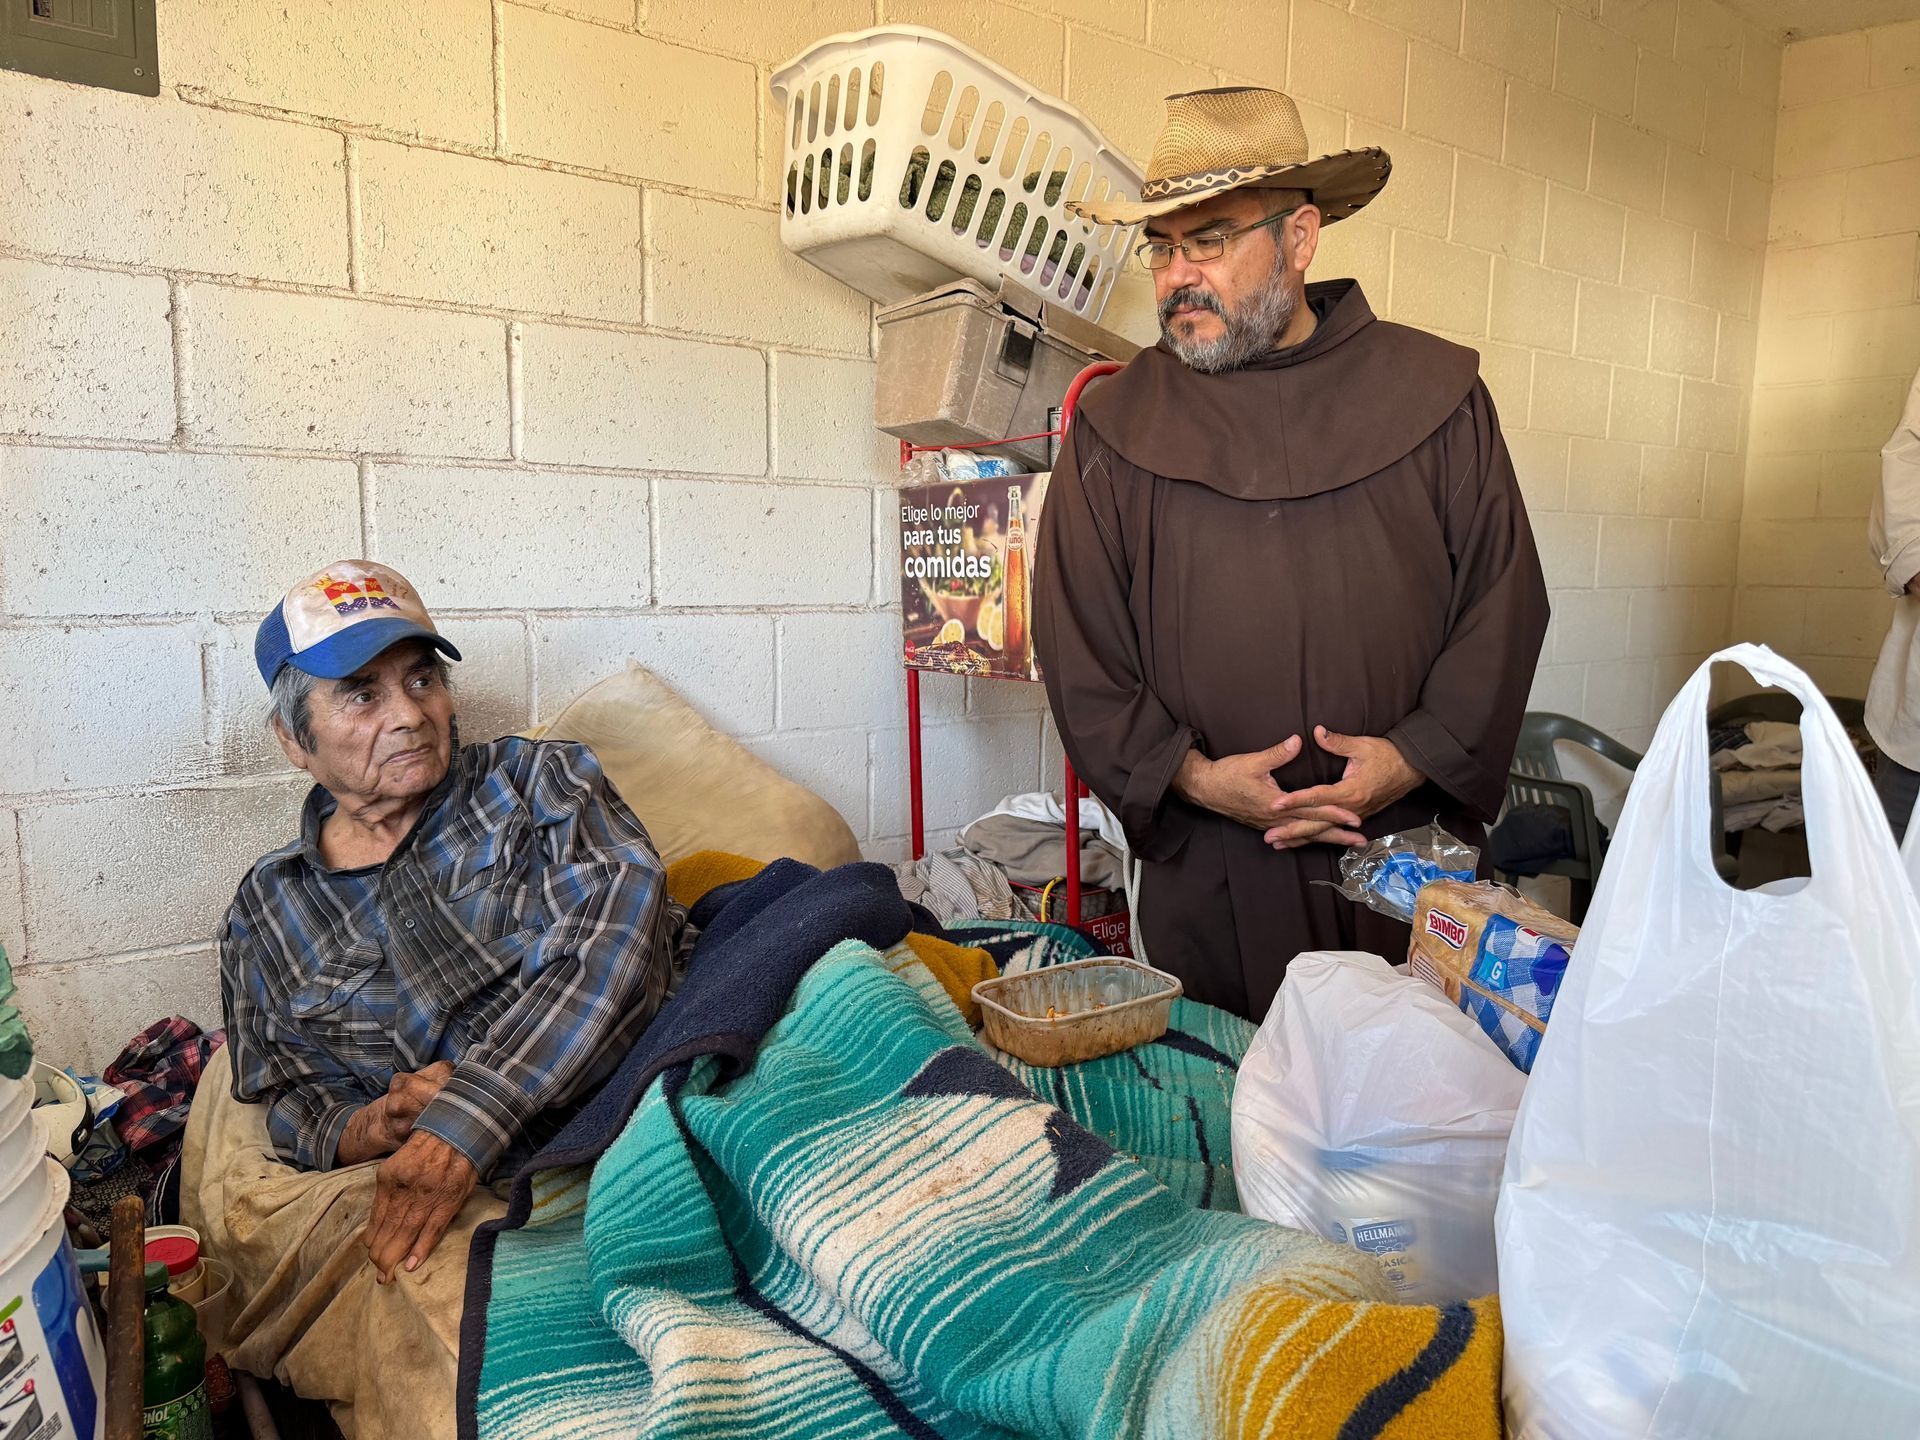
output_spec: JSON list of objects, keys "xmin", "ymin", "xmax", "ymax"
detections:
[{"xmin": 1408, "ymin": 880, "xmax": 1578, "ymax": 1072}]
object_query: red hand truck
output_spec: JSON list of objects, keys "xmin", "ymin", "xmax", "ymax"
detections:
[{"xmin": 900, "ymin": 361, "xmax": 1123, "ymax": 929}]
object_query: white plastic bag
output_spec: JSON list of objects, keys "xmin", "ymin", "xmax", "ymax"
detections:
[
  {"xmin": 1903, "ymin": 790, "xmax": 1920, "ymax": 892},
  {"xmin": 1498, "ymin": 645, "xmax": 1920, "ymax": 1439},
  {"xmin": 1231, "ymin": 951, "xmax": 1525, "ymax": 1304}
]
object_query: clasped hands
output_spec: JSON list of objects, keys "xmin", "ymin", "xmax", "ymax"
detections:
[
  {"xmin": 1176, "ymin": 726, "xmax": 1422, "ymax": 851},
  {"xmin": 337, "ymin": 1061, "xmax": 479, "ymax": 1284}
]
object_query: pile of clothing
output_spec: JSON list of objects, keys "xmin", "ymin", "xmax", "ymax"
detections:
[
  {"xmin": 892, "ymin": 791, "xmax": 1129, "ymax": 926},
  {"xmin": 1707, "ymin": 717, "xmax": 1877, "ymax": 834},
  {"xmin": 1711, "ymin": 720, "xmax": 1809, "ymax": 833},
  {"xmin": 63, "ymin": 1018, "xmax": 224, "ymax": 1235}
]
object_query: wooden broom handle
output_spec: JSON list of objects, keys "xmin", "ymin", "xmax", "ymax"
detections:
[{"xmin": 105, "ymin": 1195, "xmax": 145, "ymax": 1440}]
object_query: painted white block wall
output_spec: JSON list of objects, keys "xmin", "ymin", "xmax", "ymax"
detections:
[
  {"xmin": 2, "ymin": 0, "xmax": 1788, "ymax": 1065},
  {"xmin": 1736, "ymin": 19, "xmax": 1920, "ymax": 700}
]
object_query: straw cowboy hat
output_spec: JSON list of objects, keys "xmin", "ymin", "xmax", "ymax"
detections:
[{"xmin": 1068, "ymin": 86, "xmax": 1391, "ymax": 227}]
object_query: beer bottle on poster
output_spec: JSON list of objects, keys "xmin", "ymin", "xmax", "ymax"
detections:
[{"xmin": 1003, "ymin": 484, "xmax": 1030, "ymax": 673}]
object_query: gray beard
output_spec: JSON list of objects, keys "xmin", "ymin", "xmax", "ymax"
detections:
[{"xmin": 1158, "ymin": 267, "xmax": 1300, "ymax": 374}]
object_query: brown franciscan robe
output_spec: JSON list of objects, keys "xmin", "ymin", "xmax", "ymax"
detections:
[{"xmin": 1035, "ymin": 279, "xmax": 1550, "ymax": 1021}]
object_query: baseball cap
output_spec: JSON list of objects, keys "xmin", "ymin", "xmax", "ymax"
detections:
[{"xmin": 255, "ymin": 560, "xmax": 461, "ymax": 687}]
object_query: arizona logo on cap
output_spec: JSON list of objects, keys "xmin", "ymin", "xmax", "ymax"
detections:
[{"xmin": 255, "ymin": 559, "xmax": 461, "ymax": 687}]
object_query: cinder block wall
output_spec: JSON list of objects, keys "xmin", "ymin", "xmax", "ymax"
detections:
[
  {"xmin": 1, "ymin": 0, "xmax": 1783, "ymax": 1065},
  {"xmin": 1735, "ymin": 20, "xmax": 1920, "ymax": 698}
]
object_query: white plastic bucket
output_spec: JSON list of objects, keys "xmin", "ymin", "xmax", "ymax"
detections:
[
  {"xmin": 0, "ymin": 1112, "xmax": 46, "ymax": 1253},
  {"xmin": 0, "ymin": 1081, "xmax": 36, "ymax": 1224},
  {"xmin": 0, "ymin": 1161, "xmax": 103, "ymax": 1440},
  {"xmin": 0, "ymin": 1079, "xmax": 28, "ymax": 1165}
]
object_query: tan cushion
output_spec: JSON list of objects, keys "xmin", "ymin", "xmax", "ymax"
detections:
[{"xmin": 526, "ymin": 664, "xmax": 861, "ymax": 870}]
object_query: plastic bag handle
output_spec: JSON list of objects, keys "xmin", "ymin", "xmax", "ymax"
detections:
[{"xmin": 1657, "ymin": 644, "xmax": 1874, "ymax": 896}]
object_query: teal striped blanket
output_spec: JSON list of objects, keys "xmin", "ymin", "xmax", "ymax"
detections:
[
  {"xmin": 959, "ymin": 916, "xmax": 1253, "ymax": 1212},
  {"xmin": 470, "ymin": 935, "xmax": 1502, "ymax": 1439}
]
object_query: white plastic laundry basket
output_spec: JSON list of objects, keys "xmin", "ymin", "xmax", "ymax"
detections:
[{"xmin": 770, "ymin": 26, "xmax": 1144, "ymax": 321}]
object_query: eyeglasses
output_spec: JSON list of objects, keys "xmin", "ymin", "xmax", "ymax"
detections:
[{"xmin": 1134, "ymin": 206, "xmax": 1300, "ymax": 271}]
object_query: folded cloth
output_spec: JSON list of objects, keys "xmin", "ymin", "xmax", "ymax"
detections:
[
  {"xmin": 958, "ymin": 812, "xmax": 1127, "ymax": 890},
  {"xmin": 1726, "ymin": 797, "xmax": 1807, "ymax": 833},
  {"xmin": 1712, "ymin": 745, "xmax": 1800, "ymax": 772},
  {"xmin": 983, "ymin": 789, "xmax": 1129, "ymax": 851},
  {"xmin": 1763, "ymin": 801, "xmax": 1807, "ymax": 832},
  {"xmin": 1718, "ymin": 766, "xmax": 1802, "ymax": 805},
  {"xmin": 1712, "ymin": 720, "xmax": 1806, "ymax": 773},
  {"xmin": 104, "ymin": 1017, "xmax": 225, "ymax": 1155},
  {"xmin": 892, "ymin": 846, "xmax": 1031, "ymax": 925},
  {"xmin": 895, "ymin": 932, "xmax": 998, "ymax": 1026},
  {"xmin": 1708, "ymin": 723, "xmax": 1750, "ymax": 753}
]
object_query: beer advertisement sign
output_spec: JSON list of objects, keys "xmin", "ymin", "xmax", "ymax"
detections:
[{"xmin": 898, "ymin": 472, "xmax": 1050, "ymax": 682}]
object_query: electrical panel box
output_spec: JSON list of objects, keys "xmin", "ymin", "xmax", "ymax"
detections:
[{"xmin": 1, "ymin": 0, "xmax": 158, "ymax": 96}]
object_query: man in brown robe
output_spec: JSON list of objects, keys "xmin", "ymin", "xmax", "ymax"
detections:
[{"xmin": 1038, "ymin": 88, "xmax": 1549, "ymax": 1020}]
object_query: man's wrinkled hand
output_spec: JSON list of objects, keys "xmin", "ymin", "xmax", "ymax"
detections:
[
  {"xmin": 336, "ymin": 1061, "xmax": 455, "ymax": 1165},
  {"xmin": 1263, "ymin": 727, "xmax": 1422, "ymax": 849},
  {"xmin": 362, "ymin": 1130, "xmax": 477, "ymax": 1283},
  {"xmin": 385, "ymin": 1061, "xmax": 455, "ymax": 1133},
  {"xmin": 1176, "ymin": 736, "xmax": 1364, "ymax": 838}
]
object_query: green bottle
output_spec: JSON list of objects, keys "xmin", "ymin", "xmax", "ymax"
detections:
[{"xmin": 141, "ymin": 1260, "xmax": 212, "ymax": 1440}]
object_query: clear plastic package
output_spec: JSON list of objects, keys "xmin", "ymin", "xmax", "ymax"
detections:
[
  {"xmin": 1329, "ymin": 826, "xmax": 1479, "ymax": 923},
  {"xmin": 900, "ymin": 448, "xmax": 1023, "ymax": 488}
]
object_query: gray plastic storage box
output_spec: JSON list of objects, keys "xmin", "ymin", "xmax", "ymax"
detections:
[{"xmin": 875, "ymin": 279, "xmax": 1138, "ymax": 472}]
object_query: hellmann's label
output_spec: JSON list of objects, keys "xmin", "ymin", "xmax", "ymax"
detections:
[
  {"xmin": 1423, "ymin": 909, "xmax": 1469, "ymax": 950},
  {"xmin": 1333, "ymin": 1219, "xmax": 1423, "ymax": 1299}
]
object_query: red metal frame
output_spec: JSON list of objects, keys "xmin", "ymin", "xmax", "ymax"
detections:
[{"xmin": 901, "ymin": 361, "xmax": 1124, "ymax": 930}]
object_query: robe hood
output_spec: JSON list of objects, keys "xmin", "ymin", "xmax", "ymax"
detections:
[{"xmin": 1073, "ymin": 279, "xmax": 1481, "ymax": 501}]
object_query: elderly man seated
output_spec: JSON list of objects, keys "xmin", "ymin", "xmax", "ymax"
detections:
[{"xmin": 219, "ymin": 560, "xmax": 682, "ymax": 1282}]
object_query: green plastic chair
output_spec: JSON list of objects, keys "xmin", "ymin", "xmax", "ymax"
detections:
[
  {"xmin": 1503, "ymin": 714, "xmax": 1635, "ymax": 923},
  {"xmin": 1707, "ymin": 691, "xmax": 1866, "ymax": 731},
  {"xmin": 1504, "ymin": 712, "xmax": 1738, "ymax": 922}
]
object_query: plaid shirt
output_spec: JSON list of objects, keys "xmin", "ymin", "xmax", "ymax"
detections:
[
  {"xmin": 220, "ymin": 737, "xmax": 680, "ymax": 1178},
  {"xmin": 104, "ymin": 1017, "xmax": 225, "ymax": 1154}
]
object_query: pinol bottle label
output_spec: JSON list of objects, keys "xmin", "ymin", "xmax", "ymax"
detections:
[{"xmin": 143, "ymin": 1381, "xmax": 212, "ymax": 1440}]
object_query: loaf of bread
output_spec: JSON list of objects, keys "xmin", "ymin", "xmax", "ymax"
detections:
[{"xmin": 1408, "ymin": 880, "xmax": 1579, "ymax": 1072}]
